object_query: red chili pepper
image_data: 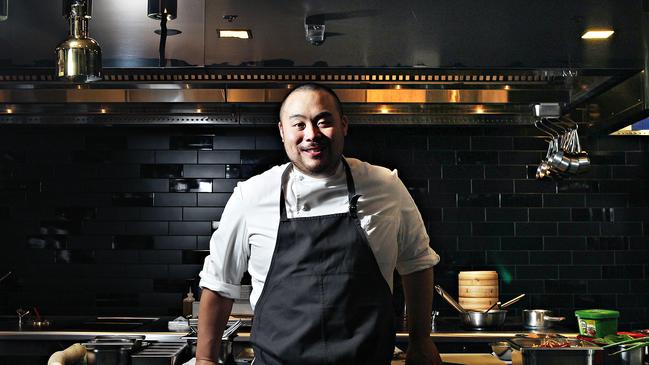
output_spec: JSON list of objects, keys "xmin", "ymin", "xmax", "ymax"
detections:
[
  {"xmin": 577, "ymin": 335, "xmax": 606, "ymax": 344},
  {"xmin": 617, "ymin": 332, "xmax": 647, "ymax": 338}
]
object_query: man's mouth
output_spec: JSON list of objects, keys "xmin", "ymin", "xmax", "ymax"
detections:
[{"xmin": 300, "ymin": 144, "xmax": 326, "ymax": 157}]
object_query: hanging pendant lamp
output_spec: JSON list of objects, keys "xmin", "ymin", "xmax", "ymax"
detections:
[
  {"xmin": 0, "ymin": 0, "xmax": 8, "ymax": 22},
  {"xmin": 55, "ymin": 0, "xmax": 102, "ymax": 82}
]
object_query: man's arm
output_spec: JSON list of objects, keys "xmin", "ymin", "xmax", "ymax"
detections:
[
  {"xmin": 402, "ymin": 267, "xmax": 442, "ymax": 365},
  {"xmin": 196, "ymin": 288, "xmax": 235, "ymax": 365}
]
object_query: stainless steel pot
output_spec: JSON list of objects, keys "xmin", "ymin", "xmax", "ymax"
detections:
[
  {"xmin": 523, "ymin": 309, "xmax": 565, "ymax": 329},
  {"xmin": 605, "ymin": 344, "xmax": 644, "ymax": 365},
  {"xmin": 460, "ymin": 309, "xmax": 507, "ymax": 329},
  {"xmin": 435, "ymin": 284, "xmax": 509, "ymax": 329},
  {"xmin": 83, "ymin": 335, "xmax": 144, "ymax": 365}
]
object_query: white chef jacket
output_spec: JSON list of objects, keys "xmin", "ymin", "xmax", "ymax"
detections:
[{"xmin": 199, "ymin": 157, "xmax": 440, "ymax": 309}]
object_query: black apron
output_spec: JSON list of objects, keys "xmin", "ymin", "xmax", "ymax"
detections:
[{"xmin": 250, "ymin": 159, "xmax": 395, "ymax": 365}]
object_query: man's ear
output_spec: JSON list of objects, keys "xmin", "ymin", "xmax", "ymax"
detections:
[
  {"xmin": 342, "ymin": 115, "xmax": 349, "ymax": 136},
  {"xmin": 278, "ymin": 121, "xmax": 284, "ymax": 142}
]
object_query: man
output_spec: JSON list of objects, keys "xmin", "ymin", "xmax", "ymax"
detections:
[{"xmin": 197, "ymin": 83, "xmax": 442, "ymax": 365}]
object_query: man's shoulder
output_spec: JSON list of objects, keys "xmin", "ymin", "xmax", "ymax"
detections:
[
  {"xmin": 346, "ymin": 157, "xmax": 398, "ymax": 186},
  {"xmin": 236, "ymin": 162, "xmax": 288, "ymax": 199}
]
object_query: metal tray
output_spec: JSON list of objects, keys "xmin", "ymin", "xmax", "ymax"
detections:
[{"xmin": 507, "ymin": 337, "xmax": 604, "ymax": 365}]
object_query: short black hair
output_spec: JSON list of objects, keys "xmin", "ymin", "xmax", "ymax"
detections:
[{"xmin": 279, "ymin": 83, "xmax": 344, "ymax": 119}]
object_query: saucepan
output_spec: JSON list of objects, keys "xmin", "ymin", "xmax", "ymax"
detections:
[{"xmin": 522, "ymin": 309, "xmax": 565, "ymax": 329}]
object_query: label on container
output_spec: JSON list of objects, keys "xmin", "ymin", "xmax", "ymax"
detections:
[{"xmin": 578, "ymin": 318, "xmax": 597, "ymax": 337}]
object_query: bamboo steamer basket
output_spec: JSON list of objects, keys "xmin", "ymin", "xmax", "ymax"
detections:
[
  {"xmin": 458, "ymin": 285, "xmax": 498, "ymax": 298},
  {"xmin": 459, "ymin": 271, "xmax": 498, "ymax": 280},
  {"xmin": 458, "ymin": 279, "xmax": 498, "ymax": 286},
  {"xmin": 458, "ymin": 271, "xmax": 498, "ymax": 311},
  {"xmin": 458, "ymin": 297, "xmax": 500, "ymax": 311}
]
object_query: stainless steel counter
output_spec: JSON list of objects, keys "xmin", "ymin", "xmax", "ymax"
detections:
[
  {"xmin": 0, "ymin": 330, "xmax": 188, "ymax": 342},
  {"xmin": 0, "ymin": 330, "xmax": 578, "ymax": 343},
  {"xmin": 0, "ymin": 315, "xmax": 578, "ymax": 342},
  {"xmin": 0, "ymin": 320, "xmax": 578, "ymax": 365}
]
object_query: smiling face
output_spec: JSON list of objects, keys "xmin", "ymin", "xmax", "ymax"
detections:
[{"xmin": 278, "ymin": 88, "xmax": 348, "ymax": 178}]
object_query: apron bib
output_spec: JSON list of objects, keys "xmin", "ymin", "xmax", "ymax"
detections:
[{"xmin": 250, "ymin": 159, "xmax": 395, "ymax": 365}]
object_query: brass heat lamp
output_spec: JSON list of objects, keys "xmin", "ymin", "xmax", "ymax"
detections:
[
  {"xmin": 0, "ymin": 0, "xmax": 8, "ymax": 22},
  {"xmin": 55, "ymin": 0, "xmax": 102, "ymax": 82}
]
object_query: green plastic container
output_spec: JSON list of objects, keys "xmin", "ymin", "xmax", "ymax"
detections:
[{"xmin": 574, "ymin": 309, "xmax": 619, "ymax": 338}]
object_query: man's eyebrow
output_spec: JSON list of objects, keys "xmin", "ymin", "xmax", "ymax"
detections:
[
  {"xmin": 287, "ymin": 111, "xmax": 333, "ymax": 120},
  {"xmin": 314, "ymin": 111, "xmax": 333, "ymax": 120}
]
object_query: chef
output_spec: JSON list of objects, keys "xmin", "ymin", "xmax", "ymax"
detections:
[{"xmin": 196, "ymin": 83, "xmax": 442, "ymax": 365}]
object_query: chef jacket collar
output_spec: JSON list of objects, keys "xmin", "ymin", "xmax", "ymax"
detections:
[{"xmin": 289, "ymin": 157, "xmax": 346, "ymax": 182}]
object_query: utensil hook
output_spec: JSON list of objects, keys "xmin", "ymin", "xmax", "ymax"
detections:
[
  {"xmin": 541, "ymin": 118, "xmax": 565, "ymax": 136},
  {"xmin": 535, "ymin": 119, "xmax": 559, "ymax": 139}
]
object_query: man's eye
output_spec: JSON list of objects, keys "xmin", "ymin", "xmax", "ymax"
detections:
[
  {"xmin": 293, "ymin": 122, "xmax": 306, "ymax": 130},
  {"xmin": 317, "ymin": 119, "xmax": 332, "ymax": 127}
]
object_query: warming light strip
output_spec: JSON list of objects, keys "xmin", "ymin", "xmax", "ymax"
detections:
[
  {"xmin": 217, "ymin": 29, "xmax": 252, "ymax": 39},
  {"xmin": 581, "ymin": 30, "xmax": 614, "ymax": 39}
]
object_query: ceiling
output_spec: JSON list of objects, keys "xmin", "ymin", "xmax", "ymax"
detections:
[{"xmin": 0, "ymin": 0, "xmax": 643, "ymax": 69}]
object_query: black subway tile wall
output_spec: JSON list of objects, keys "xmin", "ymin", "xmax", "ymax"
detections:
[{"xmin": 0, "ymin": 125, "xmax": 647, "ymax": 329}]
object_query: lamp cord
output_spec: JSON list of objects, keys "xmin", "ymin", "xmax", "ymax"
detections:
[{"xmin": 159, "ymin": 16, "xmax": 168, "ymax": 67}]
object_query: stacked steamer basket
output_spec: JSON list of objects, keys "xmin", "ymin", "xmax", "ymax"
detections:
[{"xmin": 458, "ymin": 271, "xmax": 499, "ymax": 311}]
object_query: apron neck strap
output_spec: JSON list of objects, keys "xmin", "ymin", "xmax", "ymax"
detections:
[
  {"xmin": 341, "ymin": 158, "xmax": 361, "ymax": 218},
  {"xmin": 279, "ymin": 158, "xmax": 359, "ymax": 221}
]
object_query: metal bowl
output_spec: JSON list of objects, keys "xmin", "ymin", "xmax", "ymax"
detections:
[
  {"xmin": 490, "ymin": 341, "xmax": 512, "ymax": 361},
  {"xmin": 460, "ymin": 309, "xmax": 507, "ymax": 329}
]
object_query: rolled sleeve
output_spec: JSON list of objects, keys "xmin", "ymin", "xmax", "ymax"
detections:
[
  {"xmin": 396, "ymin": 246, "xmax": 440, "ymax": 275},
  {"xmin": 392, "ymin": 171, "xmax": 440, "ymax": 275},
  {"xmin": 199, "ymin": 256, "xmax": 243, "ymax": 299},
  {"xmin": 198, "ymin": 185, "xmax": 249, "ymax": 300}
]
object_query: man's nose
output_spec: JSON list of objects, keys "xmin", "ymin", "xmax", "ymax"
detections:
[{"xmin": 304, "ymin": 123, "xmax": 321, "ymax": 140}]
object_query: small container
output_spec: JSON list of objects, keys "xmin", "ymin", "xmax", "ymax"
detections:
[
  {"xmin": 182, "ymin": 287, "xmax": 195, "ymax": 317},
  {"xmin": 574, "ymin": 309, "xmax": 619, "ymax": 338}
]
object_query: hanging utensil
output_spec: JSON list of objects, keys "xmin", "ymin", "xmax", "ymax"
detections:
[
  {"xmin": 483, "ymin": 301, "xmax": 501, "ymax": 313},
  {"xmin": 500, "ymin": 293, "xmax": 526, "ymax": 309},
  {"xmin": 0, "ymin": 271, "xmax": 11, "ymax": 283},
  {"xmin": 434, "ymin": 285, "xmax": 467, "ymax": 314}
]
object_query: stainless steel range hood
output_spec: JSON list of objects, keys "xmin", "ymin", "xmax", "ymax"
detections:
[
  {"xmin": 0, "ymin": 0, "xmax": 644, "ymax": 128},
  {"xmin": 0, "ymin": 66, "xmax": 640, "ymax": 126}
]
